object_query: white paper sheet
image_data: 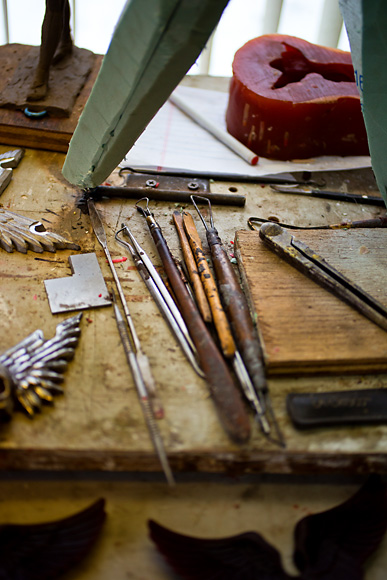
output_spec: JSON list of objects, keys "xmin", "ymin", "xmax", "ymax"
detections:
[{"xmin": 121, "ymin": 85, "xmax": 372, "ymax": 177}]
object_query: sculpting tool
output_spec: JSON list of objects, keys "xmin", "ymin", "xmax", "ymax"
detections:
[
  {"xmin": 172, "ymin": 211, "xmax": 212, "ymax": 323},
  {"xmin": 87, "ymin": 199, "xmax": 174, "ymax": 483},
  {"xmin": 271, "ymin": 184, "xmax": 386, "ymax": 206},
  {"xmin": 259, "ymin": 221, "xmax": 387, "ymax": 333},
  {"xmin": 248, "ymin": 216, "xmax": 387, "ymax": 231},
  {"xmin": 115, "ymin": 223, "xmax": 203, "ymax": 378},
  {"xmin": 191, "ymin": 196, "xmax": 284, "ymax": 446},
  {"xmin": 111, "ymin": 292, "xmax": 175, "ymax": 486},
  {"xmin": 136, "ymin": 198, "xmax": 251, "ymax": 444},
  {"xmin": 183, "ymin": 211, "xmax": 235, "ymax": 357}
]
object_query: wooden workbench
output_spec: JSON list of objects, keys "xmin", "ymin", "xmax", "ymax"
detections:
[
  {"xmin": 0, "ymin": 75, "xmax": 387, "ymax": 579},
  {"xmin": 0, "ymin": 145, "xmax": 386, "ymax": 476}
]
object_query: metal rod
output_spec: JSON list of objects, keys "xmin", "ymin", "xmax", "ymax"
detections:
[{"xmin": 90, "ymin": 185, "xmax": 246, "ymax": 207}]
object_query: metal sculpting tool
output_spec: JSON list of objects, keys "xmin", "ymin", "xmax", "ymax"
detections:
[
  {"xmin": 172, "ymin": 210, "xmax": 212, "ymax": 323},
  {"xmin": 87, "ymin": 198, "xmax": 174, "ymax": 485},
  {"xmin": 248, "ymin": 216, "xmax": 387, "ymax": 231},
  {"xmin": 136, "ymin": 198, "xmax": 251, "ymax": 444},
  {"xmin": 183, "ymin": 210, "xmax": 236, "ymax": 359},
  {"xmin": 271, "ymin": 184, "xmax": 386, "ymax": 206},
  {"xmin": 190, "ymin": 196, "xmax": 285, "ymax": 447},
  {"xmin": 115, "ymin": 223, "xmax": 204, "ymax": 378},
  {"xmin": 111, "ymin": 292, "xmax": 174, "ymax": 486},
  {"xmin": 259, "ymin": 221, "xmax": 387, "ymax": 333}
]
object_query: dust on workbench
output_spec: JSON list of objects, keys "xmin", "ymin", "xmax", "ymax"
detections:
[{"xmin": 0, "ymin": 144, "xmax": 386, "ymax": 475}]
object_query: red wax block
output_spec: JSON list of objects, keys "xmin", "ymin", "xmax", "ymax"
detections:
[{"xmin": 226, "ymin": 34, "xmax": 369, "ymax": 160}]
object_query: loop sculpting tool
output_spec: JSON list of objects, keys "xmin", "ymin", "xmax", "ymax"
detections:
[
  {"xmin": 190, "ymin": 196, "xmax": 284, "ymax": 447},
  {"xmin": 87, "ymin": 198, "xmax": 174, "ymax": 485},
  {"xmin": 115, "ymin": 223, "xmax": 203, "ymax": 378},
  {"xmin": 135, "ymin": 197, "xmax": 251, "ymax": 444},
  {"xmin": 259, "ymin": 221, "xmax": 387, "ymax": 333},
  {"xmin": 172, "ymin": 211, "xmax": 212, "ymax": 323},
  {"xmin": 183, "ymin": 210, "xmax": 236, "ymax": 358}
]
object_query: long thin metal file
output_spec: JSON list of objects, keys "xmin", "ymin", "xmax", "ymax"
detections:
[
  {"xmin": 115, "ymin": 223, "xmax": 203, "ymax": 377},
  {"xmin": 62, "ymin": 0, "xmax": 230, "ymax": 189},
  {"xmin": 87, "ymin": 199, "xmax": 174, "ymax": 484},
  {"xmin": 259, "ymin": 221, "xmax": 387, "ymax": 333}
]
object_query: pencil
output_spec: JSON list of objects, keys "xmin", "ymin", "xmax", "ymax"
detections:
[{"xmin": 169, "ymin": 92, "xmax": 259, "ymax": 166}]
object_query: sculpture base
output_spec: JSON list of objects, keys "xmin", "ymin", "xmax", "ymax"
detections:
[{"xmin": 0, "ymin": 44, "xmax": 102, "ymax": 152}]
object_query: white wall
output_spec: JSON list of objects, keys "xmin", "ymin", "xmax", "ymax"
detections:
[{"xmin": 0, "ymin": 0, "xmax": 349, "ymax": 77}]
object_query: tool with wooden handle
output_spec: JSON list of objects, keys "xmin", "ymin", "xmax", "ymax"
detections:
[
  {"xmin": 184, "ymin": 204, "xmax": 272, "ymax": 441},
  {"xmin": 136, "ymin": 198, "xmax": 251, "ymax": 444},
  {"xmin": 172, "ymin": 211, "xmax": 212, "ymax": 323},
  {"xmin": 191, "ymin": 196, "xmax": 285, "ymax": 447},
  {"xmin": 183, "ymin": 211, "xmax": 236, "ymax": 359}
]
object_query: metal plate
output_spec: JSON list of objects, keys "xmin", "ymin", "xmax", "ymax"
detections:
[{"xmin": 44, "ymin": 253, "xmax": 112, "ymax": 314}]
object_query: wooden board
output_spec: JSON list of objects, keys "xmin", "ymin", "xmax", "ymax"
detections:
[
  {"xmin": 2, "ymin": 143, "xmax": 387, "ymax": 477},
  {"xmin": 235, "ymin": 228, "xmax": 387, "ymax": 375},
  {"xmin": 0, "ymin": 44, "xmax": 102, "ymax": 152}
]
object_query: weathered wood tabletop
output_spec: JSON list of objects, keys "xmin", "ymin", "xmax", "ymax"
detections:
[
  {"xmin": 0, "ymin": 75, "xmax": 387, "ymax": 579},
  {"xmin": 0, "ymin": 136, "xmax": 386, "ymax": 475}
]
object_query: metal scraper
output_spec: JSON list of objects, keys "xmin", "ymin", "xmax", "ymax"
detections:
[{"xmin": 44, "ymin": 253, "xmax": 112, "ymax": 314}]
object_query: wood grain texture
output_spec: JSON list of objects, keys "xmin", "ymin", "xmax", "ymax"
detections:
[
  {"xmin": 0, "ymin": 44, "xmax": 102, "ymax": 152},
  {"xmin": 235, "ymin": 228, "xmax": 387, "ymax": 375},
  {"xmin": 2, "ymin": 137, "xmax": 387, "ymax": 475}
]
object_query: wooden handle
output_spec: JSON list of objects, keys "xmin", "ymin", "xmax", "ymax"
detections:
[
  {"xmin": 207, "ymin": 229, "xmax": 267, "ymax": 393},
  {"xmin": 183, "ymin": 212, "xmax": 236, "ymax": 359},
  {"xmin": 172, "ymin": 211, "xmax": 212, "ymax": 323},
  {"xmin": 147, "ymin": 220, "xmax": 250, "ymax": 444}
]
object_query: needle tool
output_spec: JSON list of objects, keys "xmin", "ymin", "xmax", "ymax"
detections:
[
  {"xmin": 248, "ymin": 216, "xmax": 387, "ymax": 231},
  {"xmin": 87, "ymin": 198, "xmax": 174, "ymax": 485},
  {"xmin": 136, "ymin": 197, "xmax": 251, "ymax": 444},
  {"xmin": 190, "ymin": 196, "xmax": 285, "ymax": 447},
  {"xmin": 271, "ymin": 184, "xmax": 386, "ymax": 206},
  {"xmin": 115, "ymin": 222, "xmax": 204, "ymax": 378},
  {"xmin": 259, "ymin": 221, "xmax": 387, "ymax": 333}
]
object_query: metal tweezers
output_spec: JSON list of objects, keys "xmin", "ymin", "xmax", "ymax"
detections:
[
  {"xmin": 259, "ymin": 222, "xmax": 387, "ymax": 332},
  {"xmin": 115, "ymin": 223, "xmax": 204, "ymax": 378}
]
